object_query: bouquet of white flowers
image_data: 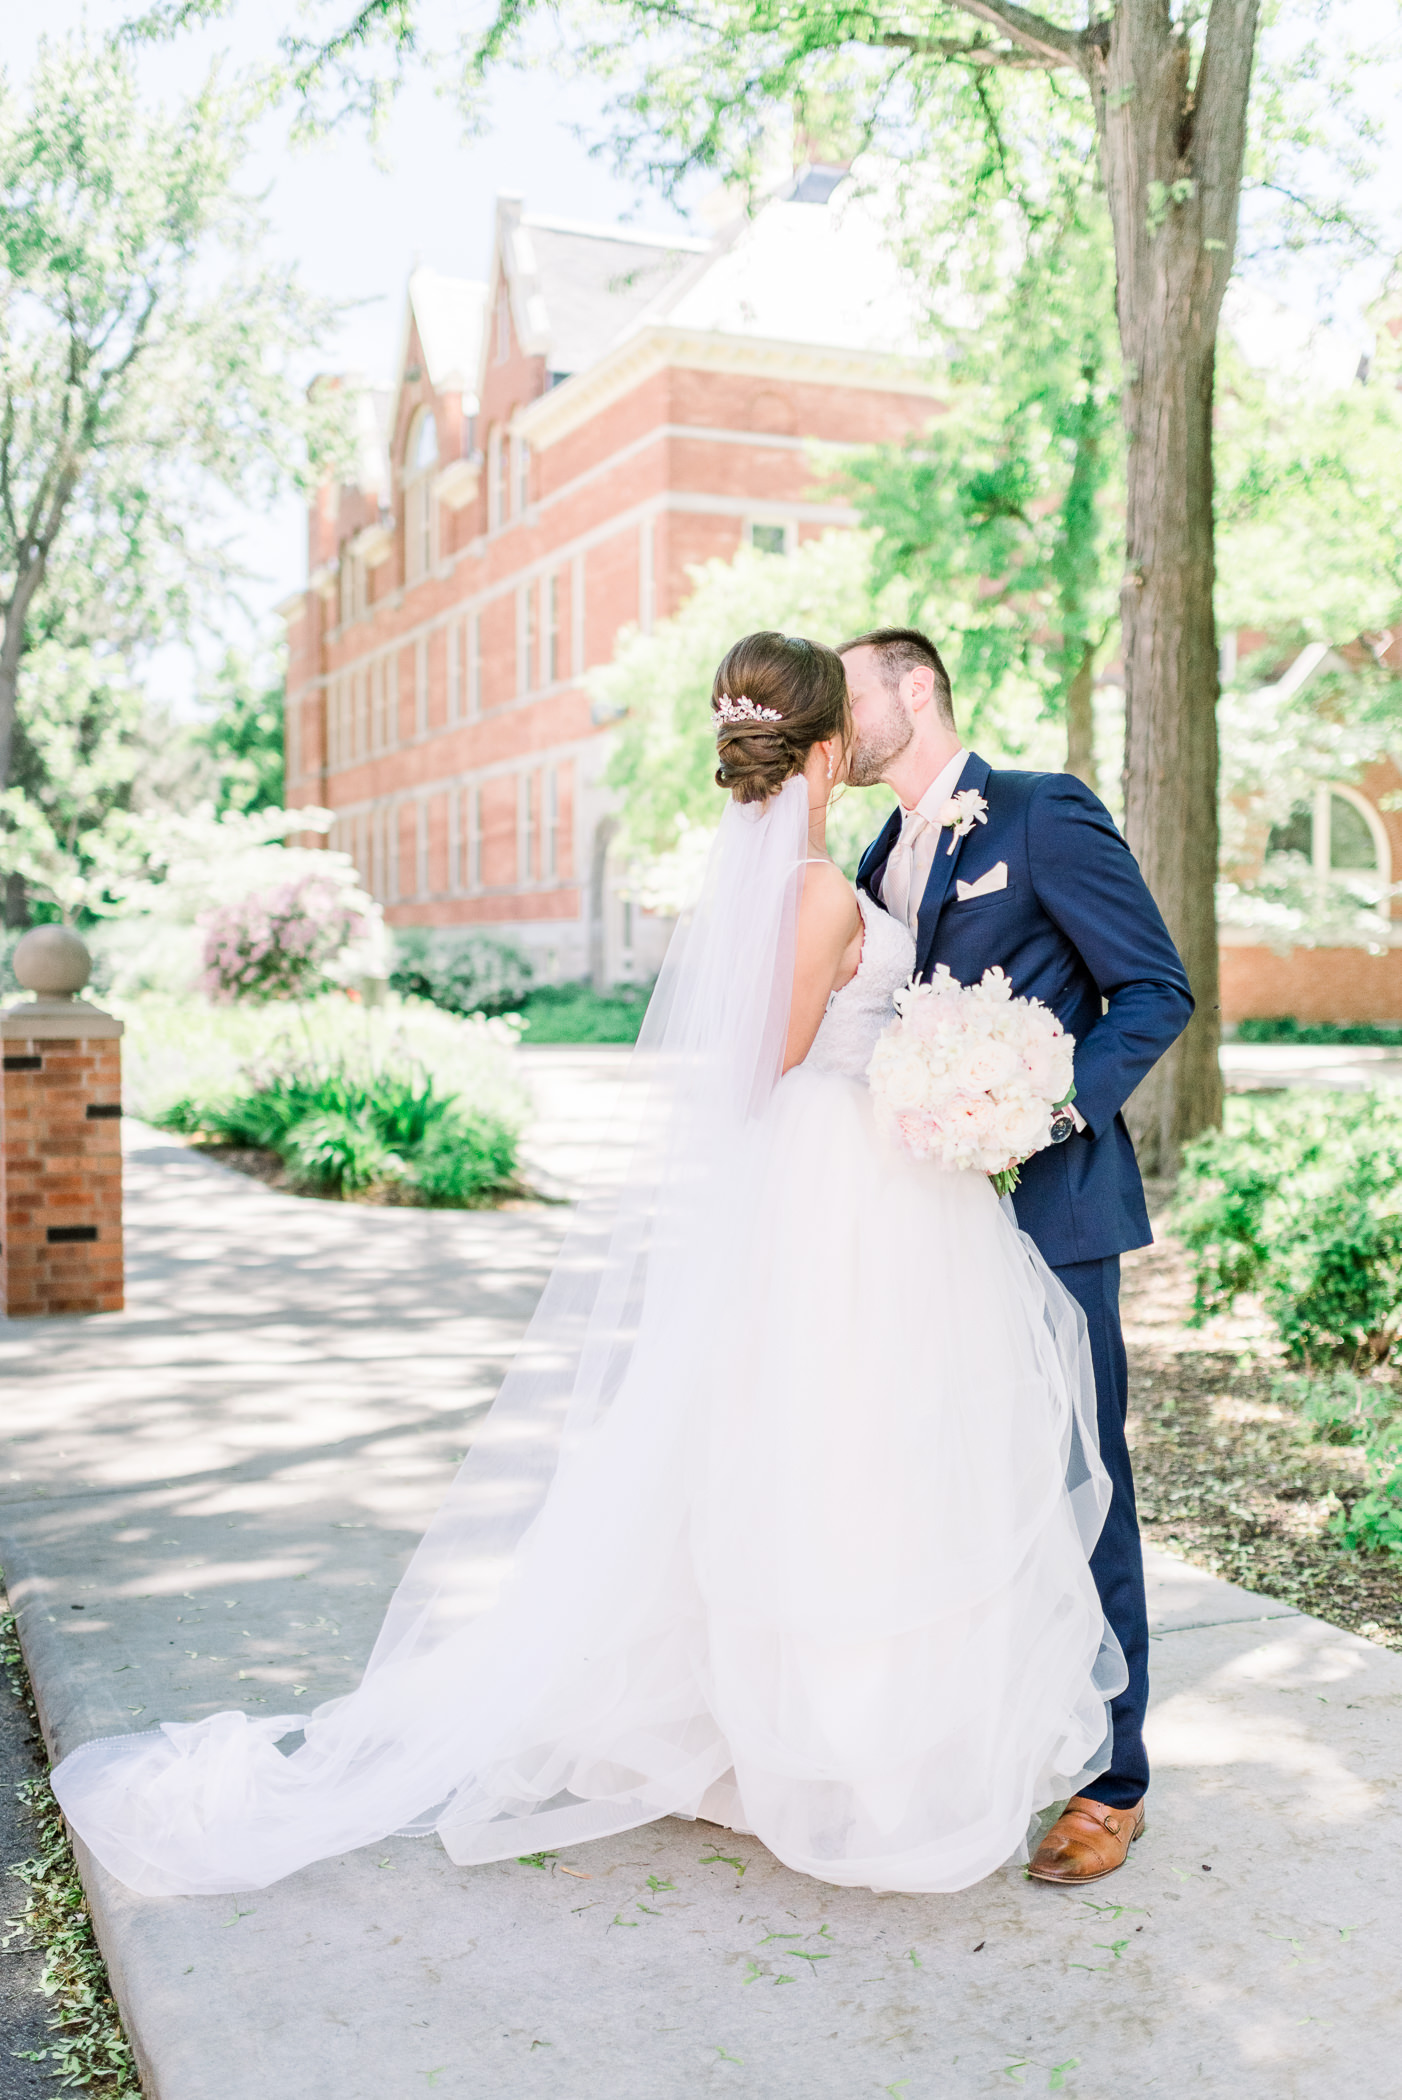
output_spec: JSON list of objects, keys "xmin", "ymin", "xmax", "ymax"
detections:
[{"xmin": 867, "ymin": 965, "xmax": 1076, "ymax": 1195}]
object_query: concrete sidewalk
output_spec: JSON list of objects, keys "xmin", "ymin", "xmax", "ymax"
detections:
[{"xmin": 3, "ymin": 1066, "xmax": 1401, "ymax": 2099}]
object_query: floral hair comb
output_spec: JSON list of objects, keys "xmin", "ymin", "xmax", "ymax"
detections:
[{"xmin": 713, "ymin": 694, "xmax": 783, "ymax": 728}]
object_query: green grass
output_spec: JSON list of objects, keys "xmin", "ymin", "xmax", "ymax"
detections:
[
  {"xmin": 1234, "ymin": 1017, "xmax": 1402, "ymax": 1048},
  {"xmin": 513, "ymin": 981, "xmax": 651, "ymax": 1045},
  {"xmin": 2, "ymin": 1605, "xmax": 137, "ymax": 2093}
]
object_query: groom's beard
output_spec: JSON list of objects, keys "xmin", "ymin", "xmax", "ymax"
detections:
[{"xmin": 847, "ymin": 693, "xmax": 914, "ymax": 786}]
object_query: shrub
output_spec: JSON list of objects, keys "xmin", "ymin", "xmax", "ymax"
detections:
[
  {"xmin": 1235, "ymin": 1018, "xmax": 1402, "ymax": 1048},
  {"xmin": 200, "ymin": 875, "xmax": 371, "ymax": 1003},
  {"xmin": 1177, "ymin": 1091, "xmax": 1402, "ymax": 1369},
  {"xmin": 1273, "ymin": 1369, "xmax": 1402, "ymax": 1556},
  {"xmin": 389, "ymin": 929, "xmax": 534, "ymax": 1017},
  {"xmin": 117, "ymin": 991, "xmax": 527, "ymax": 1137},
  {"xmin": 156, "ymin": 1053, "xmax": 521, "ymax": 1207},
  {"xmin": 514, "ymin": 980, "xmax": 651, "ymax": 1045}
]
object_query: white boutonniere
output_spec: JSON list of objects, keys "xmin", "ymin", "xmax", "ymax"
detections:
[{"xmin": 937, "ymin": 789, "xmax": 989, "ymax": 856}]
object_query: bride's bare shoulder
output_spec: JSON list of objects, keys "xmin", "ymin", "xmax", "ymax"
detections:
[{"xmin": 798, "ymin": 857, "xmax": 860, "ymax": 938}]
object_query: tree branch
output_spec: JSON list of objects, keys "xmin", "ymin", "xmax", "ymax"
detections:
[
  {"xmin": 879, "ymin": 31, "xmax": 1063, "ymax": 71},
  {"xmin": 938, "ymin": 0, "xmax": 1082, "ymax": 70},
  {"xmin": 0, "ymin": 389, "xmax": 19, "ymax": 557}
]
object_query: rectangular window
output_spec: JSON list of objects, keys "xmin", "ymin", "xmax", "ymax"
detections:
[
  {"xmin": 639, "ymin": 519, "xmax": 655, "ymax": 634},
  {"xmin": 518, "ymin": 588, "xmax": 533, "ymax": 697},
  {"xmin": 467, "ymin": 785, "xmax": 481, "ymax": 890},
  {"xmin": 415, "ymin": 638, "xmax": 429, "ymax": 737},
  {"xmin": 406, "ymin": 481, "xmax": 434, "ymax": 583},
  {"xmin": 354, "ymin": 671, "xmax": 369, "ymax": 759},
  {"xmin": 331, "ymin": 679, "xmax": 347, "ymax": 770},
  {"xmin": 371, "ymin": 803, "xmax": 385, "ymax": 901},
  {"xmin": 417, "ymin": 801, "xmax": 429, "ymax": 898},
  {"xmin": 544, "ymin": 767, "xmax": 559, "ymax": 882},
  {"xmin": 387, "ymin": 653, "xmax": 400, "ymax": 747},
  {"xmin": 387, "ymin": 804, "xmax": 401, "ymax": 902},
  {"xmin": 488, "ymin": 430, "xmax": 504, "ymax": 529},
  {"xmin": 750, "ymin": 521, "xmax": 790, "ymax": 556},
  {"xmin": 447, "ymin": 624, "xmax": 461, "ymax": 722},
  {"xmin": 519, "ymin": 773, "xmax": 535, "ymax": 885},
  {"xmin": 545, "ymin": 575, "xmax": 559, "ymax": 685},
  {"xmin": 468, "ymin": 613, "xmax": 482, "ymax": 718},
  {"xmin": 571, "ymin": 556, "xmax": 586, "ymax": 677},
  {"xmin": 448, "ymin": 784, "xmax": 461, "ymax": 891}
]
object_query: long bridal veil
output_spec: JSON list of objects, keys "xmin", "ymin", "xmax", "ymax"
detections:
[{"xmin": 52, "ymin": 779, "xmax": 815, "ymax": 1896}]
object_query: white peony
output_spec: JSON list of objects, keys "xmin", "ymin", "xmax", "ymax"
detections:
[{"xmin": 868, "ymin": 966, "xmax": 1077, "ymax": 1192}]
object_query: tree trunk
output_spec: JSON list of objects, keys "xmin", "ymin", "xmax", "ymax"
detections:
[
  {"xmin": 1088, "ymin": 0, "xmax": 1258, "ymax": 1171},
  {"xmin": 3, "ymin": 871, "xmax": 29, "ymax": 931},
  {"xmin": 1064, "ymin": 638, "xmax": 1098, "ymax": 791}
]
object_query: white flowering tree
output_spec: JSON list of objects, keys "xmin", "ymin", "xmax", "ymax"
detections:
[{"xmin": 99, "ymin": 806, "xmax": 386, "ymax": 998}]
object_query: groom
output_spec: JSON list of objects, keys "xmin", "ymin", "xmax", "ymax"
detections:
[{"xmin": 843, "ymin": 627, "xmax": 1193, "ymax": 1886}]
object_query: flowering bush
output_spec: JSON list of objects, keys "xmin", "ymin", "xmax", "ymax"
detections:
[
  {"xmin": 867, "ymin": 965, "xmax": 1076, "ymax": 1193},
  {"xmin": 199, "ymin": 875, "xmax": 371, "ymax": 1003}
]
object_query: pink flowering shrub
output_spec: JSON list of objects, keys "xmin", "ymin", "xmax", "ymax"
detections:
[{"xmin": 199, "ymin": 877, "xmax": 370, "ymax": 1004}]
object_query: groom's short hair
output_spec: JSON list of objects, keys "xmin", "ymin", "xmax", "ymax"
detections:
[{"xmin": 839, "ymin": 627, "xmax": 955, "ymax": 728}]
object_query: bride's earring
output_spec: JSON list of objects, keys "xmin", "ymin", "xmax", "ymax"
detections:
[{"xmin": 826, "ymin": 749, "xmax": 835, "ymax": 783}]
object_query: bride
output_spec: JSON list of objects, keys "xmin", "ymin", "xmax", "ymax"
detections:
[{"xmin": 53, "ymin": 630, "xmax": 1123, "ymax": 1899}]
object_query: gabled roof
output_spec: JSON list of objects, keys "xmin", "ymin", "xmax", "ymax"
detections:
[
  {"xmin": 653, "ymin": 174, "xmax": 925, "ymax": 357},
  {"xmin": 337, "ymin": 376, "xmax": 393, "ymax": 500},
  {"xmin": 497, "ymin": 199, "xmax": 708, "ymax": 378},
  {"xmin": 395, "ymin": 268, "xmax": 490, "ymax": 405},
  {"xmin": 489, "ymin": 174, "xmax": 926, "ymax": 397}
]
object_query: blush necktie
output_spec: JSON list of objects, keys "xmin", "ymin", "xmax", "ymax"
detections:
[{"xmin": 882, "ymin": 809, "xmax": 930, "ymax": 934}]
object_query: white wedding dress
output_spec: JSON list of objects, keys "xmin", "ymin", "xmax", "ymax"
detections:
[{"xmin": 53, "ymin": 779, "xmax": 1122, "ymax": 1898}]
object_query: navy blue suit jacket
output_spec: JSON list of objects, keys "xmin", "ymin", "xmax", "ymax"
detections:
[{"xmin": 857, "ymin": 753, "xmax": 1193, "ymax": 1268}]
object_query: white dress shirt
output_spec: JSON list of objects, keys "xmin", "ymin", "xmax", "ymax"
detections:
[{"xmin": 878, "ymin": 749, "xmax": 969, "ymax": 934}]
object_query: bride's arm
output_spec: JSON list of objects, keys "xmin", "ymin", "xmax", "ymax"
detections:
[{"xmin": 782, "ymin": 863, "xmax": 862, "ymax": 1073}]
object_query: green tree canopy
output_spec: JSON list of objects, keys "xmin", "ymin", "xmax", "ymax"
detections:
[{"xmin": 0, "ymin": 34, "xmax": 347, "ymax": 793}]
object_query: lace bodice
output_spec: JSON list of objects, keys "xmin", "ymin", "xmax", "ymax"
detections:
[{"xmin": 805, "ymin": 887, "xmax": 915, "ymax": 1080}]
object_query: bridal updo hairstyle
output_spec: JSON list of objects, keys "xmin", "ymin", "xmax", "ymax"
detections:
[{"xmin": 711, "ymin": 632, "xmax": 850, "ymax": 805}]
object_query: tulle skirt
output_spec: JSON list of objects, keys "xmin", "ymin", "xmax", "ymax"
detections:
[{"xmin": 52, "ymin": 1065, "xmax": 1121, "ymax": 1898}]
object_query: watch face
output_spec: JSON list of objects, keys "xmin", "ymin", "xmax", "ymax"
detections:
[{"xmin": 1049, "ymin": 1113, "xmax": 1075, "ymax": 1144}]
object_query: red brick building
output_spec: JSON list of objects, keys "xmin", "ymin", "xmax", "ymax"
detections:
[
  {"xmin": 1216, "ymin": 641, "xmax": 1402, "ymax": 1026},
  {"xmin": 280, "ymin": 177, "xmax": 938, "ymax": 982}
]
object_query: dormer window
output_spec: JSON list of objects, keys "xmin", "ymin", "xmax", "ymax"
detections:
[{"xmin": 404, "ymin": 409, "xmax": 439, "ymax": 585}]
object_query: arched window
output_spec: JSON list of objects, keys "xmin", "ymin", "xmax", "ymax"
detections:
[
  {"xmin": 403, "ymin": 409, "xmax": 439, "ymax": 585},
  {"xmin": 1267, "ymin": 785, "xmax": 1391, "ymax": 887}
]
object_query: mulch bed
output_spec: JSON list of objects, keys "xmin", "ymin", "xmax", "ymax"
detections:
[
  {"xmin": 181, "ymin": 1141, "xmax": 541, "ymax": 1209},
  {"xmin": 1121, "ymin": 1199, "xmax": 1402, "ymax": 1653}
]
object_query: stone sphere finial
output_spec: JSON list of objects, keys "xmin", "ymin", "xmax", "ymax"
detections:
[{"xmin": 13, "ymin": 925, "xmax": 93, "ymax": 999}]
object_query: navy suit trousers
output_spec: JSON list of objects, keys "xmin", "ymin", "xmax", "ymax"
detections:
[{"xmin": 1050, "ymin": 1254, "xmax": 1150, "ymax": 1808}]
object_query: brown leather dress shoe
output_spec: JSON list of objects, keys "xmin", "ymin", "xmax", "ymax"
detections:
[{"xmin": 1026, "ymin": 1795, "xmax": 1146, "ymax": 1884}]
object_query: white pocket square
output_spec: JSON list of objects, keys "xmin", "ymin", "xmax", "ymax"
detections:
[{"xmin": 956, "ymin": 860, "xmax": 1008, "ymax": 902}]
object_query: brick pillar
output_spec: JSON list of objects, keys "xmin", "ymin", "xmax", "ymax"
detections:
[{"xmin": 1, "ymin": 947, "xmax": 124, "ymax": 1318}]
